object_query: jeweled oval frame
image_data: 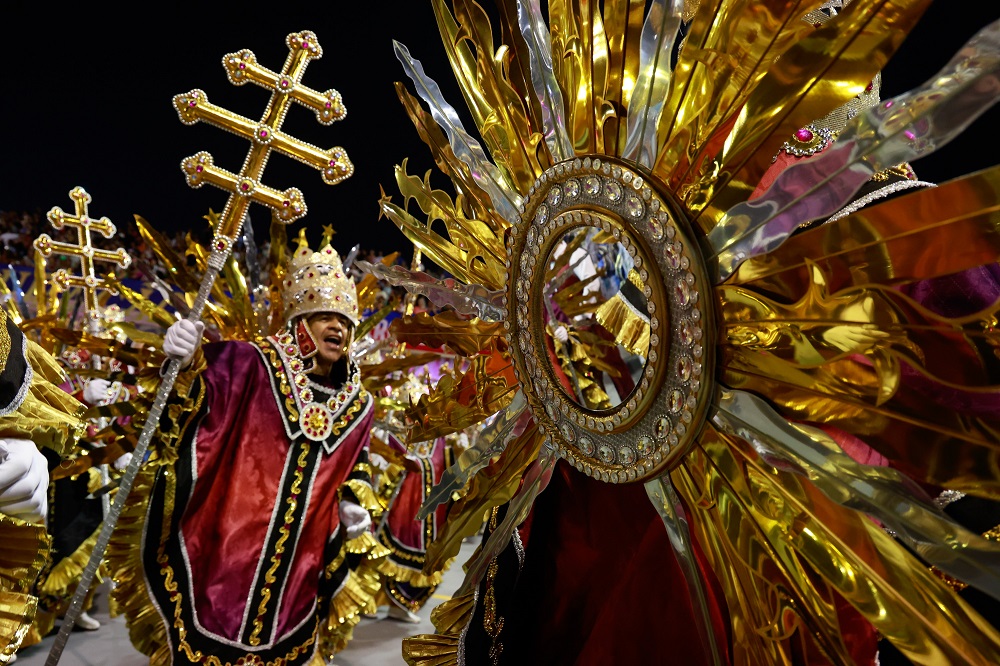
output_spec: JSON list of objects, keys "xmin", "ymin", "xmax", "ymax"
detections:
[{"xmin": 504, "ymin": 155, "xmax": 715, "ymax": 483}]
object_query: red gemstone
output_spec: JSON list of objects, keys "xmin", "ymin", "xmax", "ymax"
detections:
[
  {"xmin": 794, "ymin": 128, "xmax": 814, "ymax": 142},
  {"xmin": 196, "ymin": 165, "xmax": 203, "ymax": 173}
]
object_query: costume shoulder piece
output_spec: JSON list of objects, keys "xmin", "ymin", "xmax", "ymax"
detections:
[
  {"xmin": 0, "ymin": 308, "xmax": 31, "ymax": 416},
  {"xmin": 0, "ymin": 309, "xmax": 86, "ymax": 455},
  {"xmin": 260, "ymin": 330, "xmax": 372, "ymax": 455}
]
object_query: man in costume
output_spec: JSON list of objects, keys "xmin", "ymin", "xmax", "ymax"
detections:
[{"xmin": 109, "ymin": 237, "xmax": 383, "ymax": 665}]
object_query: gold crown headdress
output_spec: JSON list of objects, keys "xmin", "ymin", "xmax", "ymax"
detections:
[{"xmin": 281, "ymin": 228, "xmax": 358, "ymax": 325}]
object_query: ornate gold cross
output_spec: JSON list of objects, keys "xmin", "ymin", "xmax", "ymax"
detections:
[
  {"xmin": 33, "ymin": 186, "xmax": 132, "ymax": 334},
  {"xmin": 173, "ymin": 29, "xmax": 353, "ymax": 266}
]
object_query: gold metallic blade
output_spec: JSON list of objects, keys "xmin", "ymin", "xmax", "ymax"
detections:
[
  {"xmin": 600, "ymin": 0, "xmax": 646, "ymax": 156},
  {"xmin": 721, "ymin": 346, "xmax": 1000, "ymax": 497},
  {"xmin": 395, "ymin": 83, "xmax": 509, "ymax": 232},
  {"xmin": 731, "ymin": 166, "xmax": 1000, "ymax": 296},
  {"xmin": 655, "ymin": 0, "xmax": 820, "ymax": 194},
  {"xmin": 688, "ymin": 0, "xmax": 932, "ymax": 233},
  {"xmin": 391, "ymin": 310, "xmax": 503, "ymax": 357},
  {"xmin": 675, "ymin": 427, "xmax": 1000, "ymax": 664}
]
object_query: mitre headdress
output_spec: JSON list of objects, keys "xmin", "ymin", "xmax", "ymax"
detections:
[{"xmin": 281, "ymin": 228, "xmax": 358, "ymax": 326}]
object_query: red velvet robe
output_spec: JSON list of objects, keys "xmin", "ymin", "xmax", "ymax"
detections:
[{"xmin": 139, "ymin": 339, "xmax": 373, "ymax": 664}]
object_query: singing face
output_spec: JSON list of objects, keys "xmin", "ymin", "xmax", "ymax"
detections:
[{"xmin": 306, "ymin": 311, "xmax": 352, "ymax": 375}]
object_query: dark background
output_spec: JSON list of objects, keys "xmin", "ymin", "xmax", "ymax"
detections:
[{"xmin": 1, "ymin": 2, "xmax": 998, "ymax": 263}]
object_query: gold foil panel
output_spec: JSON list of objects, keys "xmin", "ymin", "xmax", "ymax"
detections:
[
  {"xmin": 674, "ymin": 426, "xmax": 1000, "ymax": 664},
  {"xmin": 732, "ymin": 165, "xmax": 1000, "ymax": 297}
]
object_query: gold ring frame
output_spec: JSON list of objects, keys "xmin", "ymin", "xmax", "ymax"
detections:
[{"xmin": 504, "ymin": 156, "xmax": 715, "ymax": 483}]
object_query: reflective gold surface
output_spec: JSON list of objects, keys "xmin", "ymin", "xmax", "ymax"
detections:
[
  {"xmin": 382, "ymin": 1, "xmax": 1000, "ymax": 663},
  {"xmin": 675, "ymin": 425, "xmax": 1000, "ymax": 664}
]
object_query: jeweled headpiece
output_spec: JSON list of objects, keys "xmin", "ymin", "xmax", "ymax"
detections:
[{"xmin": 282, "ymin": 228, "xmax": 358, "ymax": 325}]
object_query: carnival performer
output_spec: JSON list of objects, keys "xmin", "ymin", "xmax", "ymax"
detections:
[
  {"xmin": 108, "ymin": 235, "xmax": 383, "ymax": 665},
  {"xmin": 0, "ymin": 307, "xmax": 87, "ymax": 664},
  {"xmin": 374, "ymin": 428, "xmax": 458, "ymax": 624}
]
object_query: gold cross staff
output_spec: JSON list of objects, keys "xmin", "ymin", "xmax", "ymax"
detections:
[
  {"xmin": 173, "ymin": 29, "xmax": 353, "ymax": 253},
  {"xmin": 33, "ymin": 186, "xmax": 132, "ymax": 334}
]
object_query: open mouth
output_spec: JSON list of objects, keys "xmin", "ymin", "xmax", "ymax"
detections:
[{"xmin": 324, "ymin": 333, "xmax": 343, "ymax": 349}]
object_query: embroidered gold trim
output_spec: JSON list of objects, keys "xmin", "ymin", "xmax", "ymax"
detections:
[
  {"xmin": 482, "ymin": 508, "xmax": 505, "ymax": 665},
  {"xmin": 249, "ymin": 441, "xmax": 311, "ymax": 646}
]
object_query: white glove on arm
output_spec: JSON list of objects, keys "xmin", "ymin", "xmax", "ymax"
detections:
[
  {"xmin": 83, "ymin": 378, "xmax": 112, "ymax": 406},
  {"xmin": 113, "ymin": 451, "xmax": 133, "ymax": 471},
  {"xmin": 0, "ymin": 438, "xmax": 49, "ymax": 522},
  {"xmin": 163, "ymin": 320, "xmax": 205, "ymax": 368},
  {"xmin": 339, "ymin": 500, "xmax": 372, "ymax": 540},
  {"xmin": 369, "ymin": 452, "xmax": 389, "ymax": 471}
]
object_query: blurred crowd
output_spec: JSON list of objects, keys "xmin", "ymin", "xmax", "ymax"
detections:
[{"xmin": 1, "ymin": 208, "xmax": 443, "ymax": 318}]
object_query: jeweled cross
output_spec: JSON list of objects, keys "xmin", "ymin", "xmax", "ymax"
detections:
[
  {"xmin": 173, "ymin": 29, "xmax": 353, "ymax": 259},
  {"xmin": 33, "ymin": 186, "xmax": 132, "ymax": 334}
]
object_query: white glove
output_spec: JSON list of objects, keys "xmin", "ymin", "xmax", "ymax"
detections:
[
  {"xmin": 369, "ymin": 452, "xmax": 389, "ymax": 471},
  {"xmin": 553, "ymin": 325, "xmax": 569, "ymax": 343},
  {"xmin": 163, "ymin": 320, "xmax": 205, "ymax": 367},
  {"xmin": 0, "ymin": 438, "xmax": 49, "ymax": 522},
  {"xmin": 83, "ymin": 378, "xmax": 112, "ymax": 406},
  {"xmin": 113, "ymin": 452, "xmax": 133, "ymax": 471},
  {"xmin": 339, "ymin": 500, "xmax": 372, "ymax": 540}
]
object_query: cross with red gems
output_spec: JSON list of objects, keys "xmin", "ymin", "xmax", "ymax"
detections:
[
  {"xmin": 33, "ymin": 186, "xmax": 132, "ymax": 334},
  {"xmin": 173, "ymin": 29, "xmax": 353, "ymax": 265}
]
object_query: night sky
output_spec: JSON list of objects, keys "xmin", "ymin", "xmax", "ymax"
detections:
[{"xmin": 1, "ymin": 2, "xmax": 998, "ymax": 264}]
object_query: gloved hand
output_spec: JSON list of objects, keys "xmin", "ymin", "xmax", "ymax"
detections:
[
  {"xmin": 369, "ymin": 452, "xmax": 389, "ymax": 471},
  {"xmin": 339, "ymin": 500, "xmax": 371, "ymax": 540},
  {"xmin": 163, "ymin": 320, "xmax": 205, "ymax": 368},
  {"xmin": 0, "ymin": 438, "xmax": 49, "ymax": 522},
  {"xmin": 553, "ymin": 325, "xmax": 569, "ymax": 343},
  {"xmin": 113, "ymin": 452, "xmax": 133, "ymax": 471},
  {"xmin": 83, "ymin": 378, "xmax": 112, "ymax": 406}
]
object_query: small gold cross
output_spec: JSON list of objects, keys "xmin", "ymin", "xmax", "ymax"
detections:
[{"xmin": 33, "ymin": 186, "xmax": 132, "ymax": 334}]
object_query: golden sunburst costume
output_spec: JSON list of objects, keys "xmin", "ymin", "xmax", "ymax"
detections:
[{"xmin": 349, "ymin": 0, "xmax": 1000, "ymax": 663}]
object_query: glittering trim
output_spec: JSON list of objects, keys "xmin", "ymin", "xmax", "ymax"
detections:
[
  {"xmin": 0, "ymin": 329, "xmax": 33, "ymax": 417},
  {"xmin": 934, "ymin": 489, "xmax": 966, "ymax": 509},
  {"xmin": 826, "ymin": 180, "xmax": 936, "ymax": 222}
]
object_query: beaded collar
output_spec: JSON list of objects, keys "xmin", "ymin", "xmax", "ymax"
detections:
[{"xmin": 264, "ymin": 328, "xmax": 369, "ymax": 454}]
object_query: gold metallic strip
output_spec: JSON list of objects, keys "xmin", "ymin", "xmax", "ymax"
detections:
[{"xmin": 732, "ymin": 165, "xmax": 1000, "ymax": 295}]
